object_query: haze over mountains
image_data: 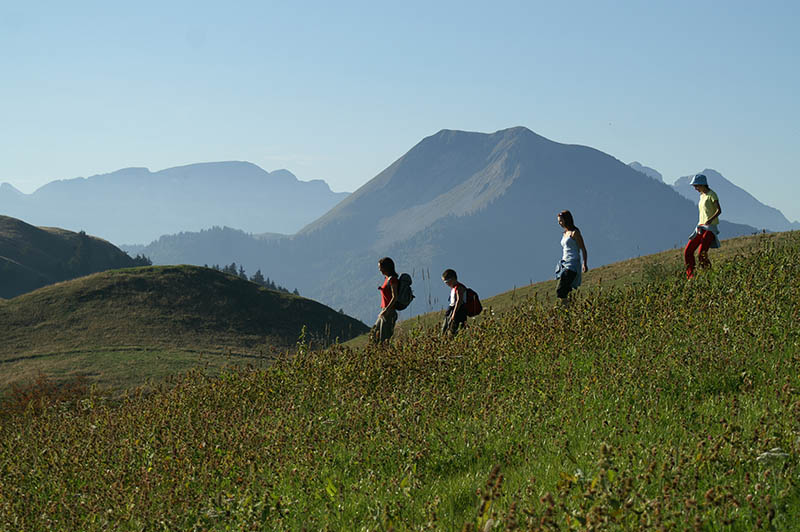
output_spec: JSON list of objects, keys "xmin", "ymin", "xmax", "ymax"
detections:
[
  {"xmin": 131, "ymin": 127, "xmax": 757, "ymax": 322},
  {"xmin": 7, "ymin": 127, "xmax": 788, "ymax": 323},
  {"xmin": 671, "ymin": 169, "xmax": 800, "ymax": 232},
  {"xmin": 627, "ymin": 163, "xmax": 799, "ymax": 232},
  {"xmin": 0, "ymin": 162, "xmax": 349, "ymax": 245}
]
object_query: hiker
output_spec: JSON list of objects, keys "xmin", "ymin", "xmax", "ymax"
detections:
[
  {"xmin": 555, "ymin": 210, "xmax": 588, "ymax": 303},
  {"xmin": 684, "ymin": 173, "xmax": 722, "ymax": 279},
  {"xmin": 372, "ymin": 257, "xmax": 399, "ymax": 343},
  {"xmin": 441, "ymin": 269, "xmax": 468, "ymax": 336}
]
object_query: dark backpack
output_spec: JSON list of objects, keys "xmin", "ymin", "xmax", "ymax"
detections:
[
  {"xmin": 464, "ymin": 287, "xmax": 482, "ymax": 317},
  {"xmin": 395, "ymin": 273, "xmax": 414, "ymax": 310}
]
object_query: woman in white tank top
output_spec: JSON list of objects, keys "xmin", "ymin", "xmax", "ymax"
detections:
[{"xmin": 556, "ymin": 210, "xmax": 588, "ymax": 302}]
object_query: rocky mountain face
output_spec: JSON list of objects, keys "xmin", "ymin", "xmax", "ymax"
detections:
[
  {"xmin": 133, "ymin": 128, "xmax": 756, "ymax": 322},
  {"xmin": 0, "ymin": 162, "xmax": 349, "ymax": 245}
]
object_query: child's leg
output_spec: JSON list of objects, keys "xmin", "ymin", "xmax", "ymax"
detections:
[
  {"xmin": 684, "ymin": 233, "xmax": 703, "ymax": 279},
  {"xmin": 697, "ymin": 230, "xmax": 716, "ymax": 269},
  {"xmin": 450, "ymin": 306, "xmax": 468, "ymax": 335},
  {"xmin": 441, "ymin": 307, "xmax": 453, "ymax": 335}
]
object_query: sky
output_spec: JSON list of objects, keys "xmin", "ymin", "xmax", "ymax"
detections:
[{"xmin": 1, "ymin": 0, "xmax": 799, "ymax": 221}]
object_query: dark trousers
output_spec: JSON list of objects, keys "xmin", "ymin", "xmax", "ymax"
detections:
[
  {"xmin": 370, "ymin": 308, "xmax": 397, "ymax": 344},
  {"xmin": 442, "ymin": 305, "xmax": 467, "ymax": 335},
  {"xmin": 556, "ymin": 269, "xmax": 577, "ymax": 299}
]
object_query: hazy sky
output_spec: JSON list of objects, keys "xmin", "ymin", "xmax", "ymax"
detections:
[{"xmin": 2, "ymin": 1, "xmax": 798, "ymax": 220}]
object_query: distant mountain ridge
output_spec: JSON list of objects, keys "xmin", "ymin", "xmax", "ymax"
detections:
[
  {"xmin": 672, "ymin": 169, "xmax": 800, "ymax": 232},
  {"xmin": 628, "ymin": 161, "xmax": 663, "ymax": 182},
  {"xmin": 134, "ymin": 127, "xmax": 757, "ymax": 322},
  {"xmin": 0, "ymin": 215, "xmax": 141, "ymax": 299},
  {"xmin": 628, "ymin": 162, "xmax": 800, "ymax": 232},
  {"xmin": 0, "ymin": 162, "xmax": 349, "ymax": 245}
]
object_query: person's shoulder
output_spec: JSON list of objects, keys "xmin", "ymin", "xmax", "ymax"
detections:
[{"xmin": 707, "ymin": 189, "xmax": 719, "ymax": 200}]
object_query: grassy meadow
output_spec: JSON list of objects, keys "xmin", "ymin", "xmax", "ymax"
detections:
[
  {"xmin": 375, "ymin": 230, "xmax": 795, "ymax": 341},
  {"xmin": 0, "ymin": 265, "xmax": 367, "ymax": 395},
  {"xmin": 1, "ymin": 232, "xmax": 799, "ymax": 530}
]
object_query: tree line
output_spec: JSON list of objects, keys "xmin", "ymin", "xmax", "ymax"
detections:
[
  {"xmin": 207, "ymin": 262, "xmax": 299, "ymax": 295},
  {"xmin": 130, "ymin": 254, "xmax": 152, "ymax": 266}
]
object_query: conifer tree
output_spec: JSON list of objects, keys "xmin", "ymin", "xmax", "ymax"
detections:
[{"xmin": 251, "ymin": 269, "xmax": 265, "ymax": 286}]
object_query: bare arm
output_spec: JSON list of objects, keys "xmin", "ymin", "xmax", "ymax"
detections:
[
  {"xmin": 573, "ymin": 229, "xmax": 589, "ymax": 272},
  {"xmin": 454, "ymin": 285, "xmax": 465, "ymax": 311}
]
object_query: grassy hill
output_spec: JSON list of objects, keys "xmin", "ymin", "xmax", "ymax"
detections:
[
  {"xmin": 0, "ymin": 265, "xmax": 368, "ymax": 393},
  {"xmin": 0, "ymin": 215, "xmax": 140, "ymax": 298},
  {"xmin": 361, "ymin": 230, "xmax": 794, "ymax": 343},
  {"xmin": 1, "ymin": 232, "xmax": 798, "ymax": 530}
]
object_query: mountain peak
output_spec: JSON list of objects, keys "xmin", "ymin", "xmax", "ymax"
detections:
[
  {"xmin": 672, "ymin": 168, "xmax": 799, "ymax": 231},
  {"xmin": 429, "ymin": 126, "xmax": 543, "ymax": 143},
  {"xmin": 2, "ymin": 161, "xmax": 348, "ymax": 244},
  {"xmin": 628, "ymin": 161, "xmax": 664, "ymax": 182},
  {"xmin": 157, "ymin": 161, "xmax": 268, "ymax": 178},
  {"xmin": 114, "ymin": 167, "xmax": 150, "ymax": 175},
  {"xmin": 268, "ymin": 169, "xmax": 300, "ymax": 183},
  {"xmin": 0, "ymin": 182, "xmax": 23, "ymax": 196}
]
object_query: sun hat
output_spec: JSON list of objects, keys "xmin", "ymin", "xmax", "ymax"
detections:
[{"xmin": 689, "ymin": 173, "xmax": 708, "ymax": 186}]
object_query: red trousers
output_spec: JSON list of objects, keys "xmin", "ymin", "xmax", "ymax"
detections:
[{"xmin": 684, "ymin": 229, "xmax": 715, "ymax": 278}]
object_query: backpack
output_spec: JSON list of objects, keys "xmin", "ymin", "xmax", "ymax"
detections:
[
  {"xmin": 394, "ymin": 273, "xmax": 414, "ymax": 311},
  {"xmin": 464, "ymin": 287, "xmax": 482, "ymax": 317}
]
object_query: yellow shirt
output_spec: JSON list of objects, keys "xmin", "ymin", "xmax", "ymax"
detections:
[{"xmin": 698, "ymin": 189, "xmax": 720, "ymax": 226}]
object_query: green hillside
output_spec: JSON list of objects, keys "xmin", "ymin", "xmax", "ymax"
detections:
[
  {"xmin": 0, "ymin": 215, "xmax": 140, "ymax": 298},
  {"xmin": 0, "ymin": 265, "xmax": 368, "ymax": 393},
  {"xmin": 1, "ymin": 232, "xmax": 798, "ymax": 530},
  {"xmin": 359, "ymin": 230, "xmax": 795, "ymax": 343}
]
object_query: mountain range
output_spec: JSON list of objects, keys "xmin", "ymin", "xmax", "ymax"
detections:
[
  {"xmin": 627, "ymin": 162, "xmax": 799, "ymax": 232},
  {"xmin": 671, "ymin": 169, "xmax": 800, "ymax": 232},
  {"xmin": 129, "ymin": 127, "xmax": 758, "ymax": 322},
  {"xmin": 627, "ymin": 161, "xmax": 663, "ymax": 182},
  {"xmin": 0, "ymin": 162, "xmax": 349, "ymax": 245}
]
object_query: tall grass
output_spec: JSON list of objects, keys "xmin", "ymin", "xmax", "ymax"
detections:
[{"xmin": 1, "ymin": 234, "xmax": 799, "ymax": 530}]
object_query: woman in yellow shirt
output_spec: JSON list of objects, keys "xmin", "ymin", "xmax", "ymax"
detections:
[{"xmin": 684, "ymin": 173, "xmax": 722, "ymax": 279}]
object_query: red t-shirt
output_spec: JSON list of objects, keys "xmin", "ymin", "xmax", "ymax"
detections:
[{"xmin": 380, "ymin": 276, "xmax": 398, "ymax": 308}]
